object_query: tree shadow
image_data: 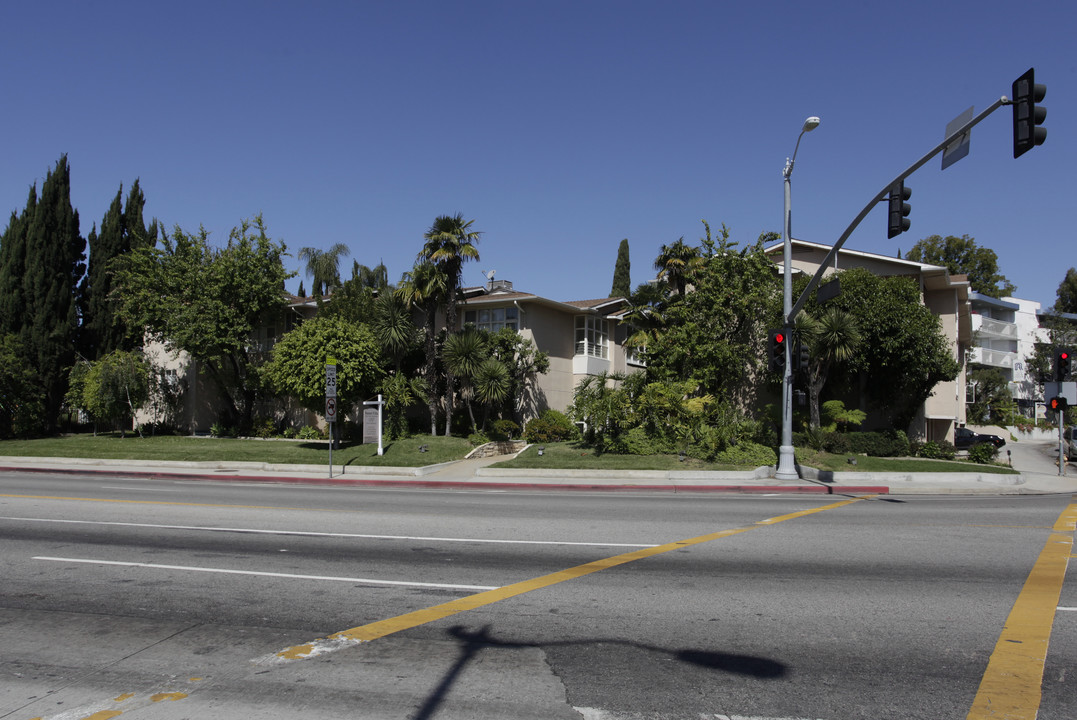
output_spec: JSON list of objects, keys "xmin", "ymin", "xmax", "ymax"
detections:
[{"xmin": 409, "ymin": 624, "xmax": 788, "ymax": 720}]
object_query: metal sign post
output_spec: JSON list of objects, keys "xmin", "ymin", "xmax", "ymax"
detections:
[
  {"xmin": 363, "ymin": 394, "xmax": 384, "ymax": 456},
  {"xmin": 326, "ymin": 359, "xmax": 337, "ymax": 477}
]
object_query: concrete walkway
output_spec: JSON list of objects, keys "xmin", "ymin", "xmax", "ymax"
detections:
[{"xmin": 2, "ymin": 437, "xmax": 1076, "ymax": 495}]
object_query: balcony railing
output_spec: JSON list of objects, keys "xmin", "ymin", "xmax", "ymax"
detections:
[
  {"xmin": 974, "ymin": 316, "xmax": 1018, "ymax": 339},
  {"xmin": 969, "ymin": 347, "xmax": 1017, "ymax": 369}
]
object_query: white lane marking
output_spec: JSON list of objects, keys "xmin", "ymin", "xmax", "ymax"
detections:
[
  {"xmin": 33, "ymin": 556, "xmax": 498, "ymax": 592},
  {"xmin": 1058, "ymin": 606, "xmax": 1077, "ymax": 611},
  {"xmin": 1, "ymin": 516, "xmax": 655, "ymax": 548}
]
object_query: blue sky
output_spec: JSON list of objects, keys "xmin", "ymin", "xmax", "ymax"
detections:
[{"xmin": 2, "ymin": 1, "xmax": 1073, "ymax": 309}]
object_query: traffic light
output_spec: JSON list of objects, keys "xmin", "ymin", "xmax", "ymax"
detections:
[
  {"xmin": 886, "ymin": 180, "xmax": 912, "ymax": 239},
  {"xmin": 1049, "ymin": 396, "xmax": 1067, "ymax": 413},
  {"xmin": 796, "ymin": 339, "xmax": 810, "ymax": 372},
  {"xmin": 1012, "ymin": 67, "xmax": 1046, "ymax": 159},
  {"xmin": 768, "ymin": 329, "xmax": 787, "ymax": 373},
  {"xmin": 1056, "ymin": 349, "xmax": 1071, "ymax": 381}
]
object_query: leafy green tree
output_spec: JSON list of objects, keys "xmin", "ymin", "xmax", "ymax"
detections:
[
  {"xmin": 262, "ymin": 315, "xmax": 384, "ymax": 418},
  {"xmin": 796, "ymin": 307, "xmax": 861, "ymax": 428},
  {"xmin": 966, "ymin": 366, "xmax": 1014, "ymax": 425},
  {"xmin": 298, "ymin": 243, "xmax": 350, "ymax": 297},
  {"xmin": 610, "ymin": 238, "xmax": 631, "ymax": 298},
  {"xmin": 797, "ymin": 267, "xmax": 960, "ymax": 431},
  {"xmin": 83, "ymin": 180, "xmax": 159, "ymax": 359},
  {"xmin": 1054, "ymin": 268, "xmax": 1077, "ymax": 314},
  {"xmin": 113, "ymin": 216, "xmax": 293, "ymax": 432},
  {"xmin": 419, "ymin": 214, "xmax": 481, "ymax": 435},
  {"xmin": 74, "ymin": 350, "xmax": 150, "ymax": 435},
  {"xmin": 0, "ymin": 155, "xmax": 86, "ymax": 432},
  {"xmin": 905, "ymin": 235, "xmax": 1015, "ymax": 298},
  {"xmin": 568, "ymin": 371, "xmax": 630, "ymax": 452},
  {"xmin": 487, "ymin": 327, "xmax": 550, "ymax": 423},
  {"xmin": 644, "ymin": 225, "xmax": 781, "ymax": 405}
]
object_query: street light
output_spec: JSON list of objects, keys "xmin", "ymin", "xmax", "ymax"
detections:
[{"xmin": 777, "ymin": 116, "xmax": 820, "ymax": 481}]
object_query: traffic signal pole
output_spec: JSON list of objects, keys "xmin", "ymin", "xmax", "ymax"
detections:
[{"xmin": 789, "ymin": 97, "xmax": 1008, "ymax": 322}]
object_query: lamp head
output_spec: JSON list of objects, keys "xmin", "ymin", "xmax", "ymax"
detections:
[{"xmin": 803, "ymin": 116, "xmax": 821, "ymax": 132}]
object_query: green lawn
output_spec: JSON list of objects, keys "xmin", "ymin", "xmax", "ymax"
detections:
[
  {"xmin": 0, "ymin": 433, "xmax": 472, "ymax": 467},
  {"xmin": 794, "ymin": 448, "xmax": 1019, "ymax": 474},
  {"xmin": 0, "ymin": 434, "xmax": 1020, "ymax": 474},
  {"xmin": 492, "ymin": 442, "xmax": 759, "ymax": 472}
]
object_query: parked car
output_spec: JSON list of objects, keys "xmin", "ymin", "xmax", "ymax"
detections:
[{"xmin": 954, "ymin": 427, "xmax": 1006, "ymax": 450}]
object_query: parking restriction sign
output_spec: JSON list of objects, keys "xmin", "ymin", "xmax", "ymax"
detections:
[{"xmin": 325, "ymin": 396, "xmax": 337, "ymax": 422}]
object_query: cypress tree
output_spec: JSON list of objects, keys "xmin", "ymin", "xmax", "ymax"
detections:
[
  {"xmin": 12, "ymin": 156, "xmax": 86, "ymax": 431},
  {"xmin": 610, "ymin": 238, "xmax": 631, "ymax": 298},
  {"xmin": 0, "ymin": 188, "xmax": 37, "ymax": 336},
  {"xmin": 84, "ymin": 179, "xmax": 158, "ymax": 358}
]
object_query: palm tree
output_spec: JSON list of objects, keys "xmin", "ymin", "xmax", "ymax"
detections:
[
  {"xmin": 473, "ymin": 358, "xmax": 511, "ymax": 427},
  {"xmin": 298, "ymin": 243, "xmax": 350, "ymax": 297},
  {"xmin": 653, "ymin": 238, "xmax": 701, "ymax": 297},
  {"xmin": 442, "ymin": 327, "xmax": 488, "ymax": 433},
  {"xmin": 418, "ymin": 214, "xmax": 481, "ymax": 434},
  {"xmin": 372, "ymin": 292, "xmax": 416, "ymax": 373},
  {"xmin": 797, "ymin": 307, "xmax": 861, "ymax": 428},
  {"xmin": 397, "ymin": 261, "xmax": 448, "ymax": 436}
]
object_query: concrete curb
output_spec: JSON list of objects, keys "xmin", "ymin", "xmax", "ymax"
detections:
[{"xmin": 1, "ymin": 454, "xmax": 1074, "ymax": 495}]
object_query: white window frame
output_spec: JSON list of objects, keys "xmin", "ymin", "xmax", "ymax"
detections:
[
  {"xmin": 575, "ymin": 315, "xmax": 608, "ymax": 359},
  {"xmin": 464, "ymin": 306, "xmax": 519, "ymax": 333}
]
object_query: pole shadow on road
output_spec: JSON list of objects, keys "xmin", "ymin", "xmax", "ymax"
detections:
[{"xmin": 410, "ymin": 624, "xmax": 788, "ymax": 720}]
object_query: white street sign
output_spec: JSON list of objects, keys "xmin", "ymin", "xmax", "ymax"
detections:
[
  {"xmin": 325, "ymin": 364, "xmax": 337, "ymax": 399},
  {"xmin": 325, "ymin": 396, "xmax": 338, "ymax": 422}
]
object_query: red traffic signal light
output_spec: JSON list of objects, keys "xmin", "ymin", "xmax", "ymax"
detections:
[
  {"xmin": 1049, "ymin": 396, "xmax": 1067, "ymax": 412},
  {"xmin": 768, "ymin": 329, "xmax": 787, "ymax": 373},
  {"xmin": 1055, "ymin": 349, "xmax": 1071, "ymax": 380}
]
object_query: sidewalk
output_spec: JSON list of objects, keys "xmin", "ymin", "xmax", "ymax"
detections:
[{"xmin": 2, "ymin": 439, "xmax": 1076, "ymax": 495}]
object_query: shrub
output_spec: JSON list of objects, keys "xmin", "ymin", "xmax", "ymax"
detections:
[
  {"xmin": 524, "ymin": 410, "xmax": 578, "ymax": 443},
  {"xmin": 967, "ymin": 442, "xmax": 999, "ymax": 464},
  {"xmin": 823, "ymin": 432, "xmax": 852, "ymax": 454},
  {"xmin": 714, "ymin": 441, "xmax": 777, "ymax": 467},
  {"xmin": 468, "ymin": 431, "xmax": 489, "ymax": 446},
  {"xmin": 297, "ymin": 425, "xmax": 323, "ymax": 440},
  {"xmin": 918, "ymin": 440, "xmax": 956, "ymax": 460},
  {"xmin": 846, "ymin": 430, "xmax": 910, "ymax": 457},
  {"xmin": 251, "ymin": 416, "xmax": 277, "ymax": 439},
  {"xmin": 487, "ymin": 419, "xmax": 520, "ymax": 441},
  {"xmin": 622, "ymin": 426, "xmax": 675, "ymax": 456}
]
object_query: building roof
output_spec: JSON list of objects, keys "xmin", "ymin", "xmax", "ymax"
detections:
[
  {"xmin": 969, "ymin": 292, "xmax": 1020, "ymax": 311},
  {"xmin": 459, "ymin": 285, "xmax": 626, "ymax": 317}
]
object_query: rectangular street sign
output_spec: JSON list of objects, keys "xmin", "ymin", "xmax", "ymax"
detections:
[
  {"xmin": 325, "ymin": 363, "xmax": 337, "ymax": 399},
  {"xmin": 1045, "ymin": 381, "xmax": 1076, "ymax": 403},
  {"xmin": 941, "ymin": 106, "xmax": 973, "ymax": 170}
]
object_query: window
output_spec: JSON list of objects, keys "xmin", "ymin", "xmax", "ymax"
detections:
[
  {"xmin": 575, "ymin": 315, "xmax": 608, "ymax": 358},
  {"xmin": 464, "ymin": 306, "xmax": 518, "ymax": 332}
]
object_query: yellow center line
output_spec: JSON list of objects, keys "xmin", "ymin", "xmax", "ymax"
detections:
[
  {"xmin": 271, "ymin": 495, "xmax": 873, "ymax": 661},
  {"xmin": 967, "ymin": 502, "xmax": 1077, "ymax": 720}
]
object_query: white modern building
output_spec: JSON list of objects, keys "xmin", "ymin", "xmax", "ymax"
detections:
[{"xmin": 967, "ymin": 293, "xmax": 1049, "ymax": 418}]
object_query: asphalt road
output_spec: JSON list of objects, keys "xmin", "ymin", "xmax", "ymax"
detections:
[{"xmin": 0, "ymin": 471, "xmax": 1074, "ymax": 719}]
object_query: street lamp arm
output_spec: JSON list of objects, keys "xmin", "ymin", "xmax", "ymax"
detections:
[{"xmin": 787, "ymin": 96, "xmax": 1007, "ymax": 324}]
